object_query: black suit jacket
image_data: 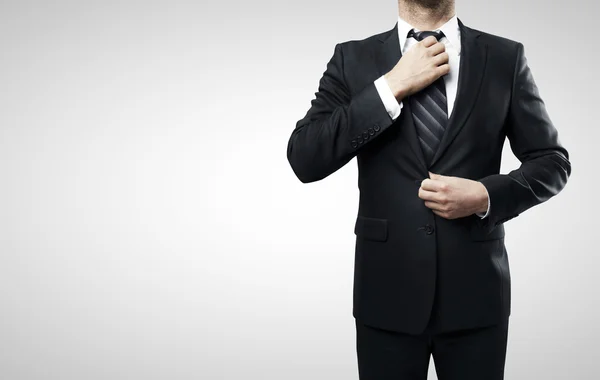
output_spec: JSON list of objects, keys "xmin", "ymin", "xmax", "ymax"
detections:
[{"xmin": 287, "ymin": 18, "xmax": 571, "ymax": 335}]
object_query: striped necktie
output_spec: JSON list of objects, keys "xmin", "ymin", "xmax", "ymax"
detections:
[{"xmin": 407, "ymin": 28, "xmax": 448, "ymax": 165}]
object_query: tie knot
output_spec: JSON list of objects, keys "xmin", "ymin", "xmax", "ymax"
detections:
[{"xmin": 408, "ymin": 29, "xmax": 445, "ymax": 42}]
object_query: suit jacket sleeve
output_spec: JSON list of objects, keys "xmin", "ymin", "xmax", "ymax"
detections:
[
  {"xmin": 479, "ymin": 42, "xmax": 572, "ymax": 228},
  {"xmin": 287, "ymin": 43, "xmax": 395, "ymax": 183}
]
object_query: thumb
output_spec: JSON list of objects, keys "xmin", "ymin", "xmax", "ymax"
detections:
[{"xmin": 429, "ymin": 171, "xmax": 443, "ymax": 180}]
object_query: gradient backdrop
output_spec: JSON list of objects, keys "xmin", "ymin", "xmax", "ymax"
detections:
[{"xmin": 0, "ymin": 1, "xmax": 597, "ymax": 379}]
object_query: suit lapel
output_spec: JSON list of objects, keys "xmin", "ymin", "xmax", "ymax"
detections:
[
  {"xmin": 429, "ymin": 18, "xmax": 487, "ymax": 168},
  {"xmin": 375, "ymin": 17, "xmax": 488, "ymax": 171}
]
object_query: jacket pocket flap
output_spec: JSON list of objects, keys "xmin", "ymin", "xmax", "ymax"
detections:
[{"xmin": 354, "ymin": 216, "xmax": 388, "ymax": 242}]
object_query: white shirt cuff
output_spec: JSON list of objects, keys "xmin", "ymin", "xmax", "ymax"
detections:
[
  {"xmin": 476, "ymin": 187, "xmax": 491, "ymax": 219},
  {"xmin": 374, "ymin": 75, "xmax": 402, "ymax": 120}
]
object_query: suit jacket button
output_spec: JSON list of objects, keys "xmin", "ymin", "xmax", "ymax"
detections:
[
  {"xmin": 362, "ymin": 131, "xmax": 369, "ymax": 139},
  {"xmin": 351, "ymin": 140, "xmax": 358, "ymax": 148},
  {"xmin": 373, "ymin": 124, "xmax": 381, "ymax": 132},
  {"xmin": 357, "ymin": 136, "xmax": 364, "ymax": 144},
  {"xmin": 368, "ymin": 128, "xmax": 375, "ymax": 135},
  {"xmin": 424, "ymin": 224, "xmax": 434, "ymax": 234}
]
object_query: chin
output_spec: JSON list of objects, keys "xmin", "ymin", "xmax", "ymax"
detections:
[{"xmin": 407, "ymin": 0, "xmax": 445, "ymax": 9}]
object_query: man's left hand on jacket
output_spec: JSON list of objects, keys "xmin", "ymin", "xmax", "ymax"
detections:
[{"xmin": 418, "ymin": 172, "xmax": 489, "ymax": 219}]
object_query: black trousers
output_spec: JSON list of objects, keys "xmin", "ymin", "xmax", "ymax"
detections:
[{"xmin": 355, "ymin": 308, "xmax": 509, "ymax": 379}]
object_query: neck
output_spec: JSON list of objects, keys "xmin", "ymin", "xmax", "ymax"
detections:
[{"xmin": 398, "ymin": 0, "xmax": 455, "ymax": 30}]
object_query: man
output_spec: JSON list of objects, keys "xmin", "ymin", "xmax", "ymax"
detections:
[{"xmin": 286, "ymin": 0, "xmax": 571, "ymax": 378}]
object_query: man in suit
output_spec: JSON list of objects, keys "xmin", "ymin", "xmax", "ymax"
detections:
[{"xmin": 286, "ymin": 0, "xmax": 571, "ymax": 378}]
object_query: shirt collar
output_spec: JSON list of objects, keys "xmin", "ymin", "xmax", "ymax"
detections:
[{"xmin": 397, "ymin": 14, "xmax": 461, "ymax": 55}]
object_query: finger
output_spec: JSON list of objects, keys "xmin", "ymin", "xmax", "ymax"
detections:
[
  {"xmin": 432, "ymin": 209, "xmax": 451, "ymax": 219},
  {"xmin": 421, "ymin": 178, "xmax": 445, "ymax": 192},
  {"xmin": 424, "ymin": 200, "xmax": 445, "ymax": 211},
  {"xmin": 427, "ymin": 41, "xmax": 446, "ymax": 56},
  {"xmin": 420, "ymin": 35, "xmax": 439, "ymax": 48},
  {"xmin": 436, "ymin": 63, "xmax": 450, "ymax": 77},
  {"xmin": 418, "ymin": 188, "xmax": 439, "ymax": 201},
  {"xmin": 432, "ymin": 51, "xmax": 449, "ymax": 66},
  {"xmin": 429, "ymin": 172, "xmax": 442, "ymax": 179}
]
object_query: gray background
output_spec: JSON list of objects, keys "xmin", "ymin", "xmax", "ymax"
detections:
[{"xmin": 0, "ymin": 0, "xmax": 597, "ymax": 379}]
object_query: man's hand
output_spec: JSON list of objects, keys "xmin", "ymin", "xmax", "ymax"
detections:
[
  {"xmin": 418, "ymin": 172, "xmax": 489, "ymax": 219},
  {"xmin": 384, "ymin": 35, "xmax": 450, "ymax": 101}
]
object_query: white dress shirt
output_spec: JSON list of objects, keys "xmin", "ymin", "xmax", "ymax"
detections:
[{"xmin": 373, "ymin": 14, "xmax": 490, "ymax": 218}]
